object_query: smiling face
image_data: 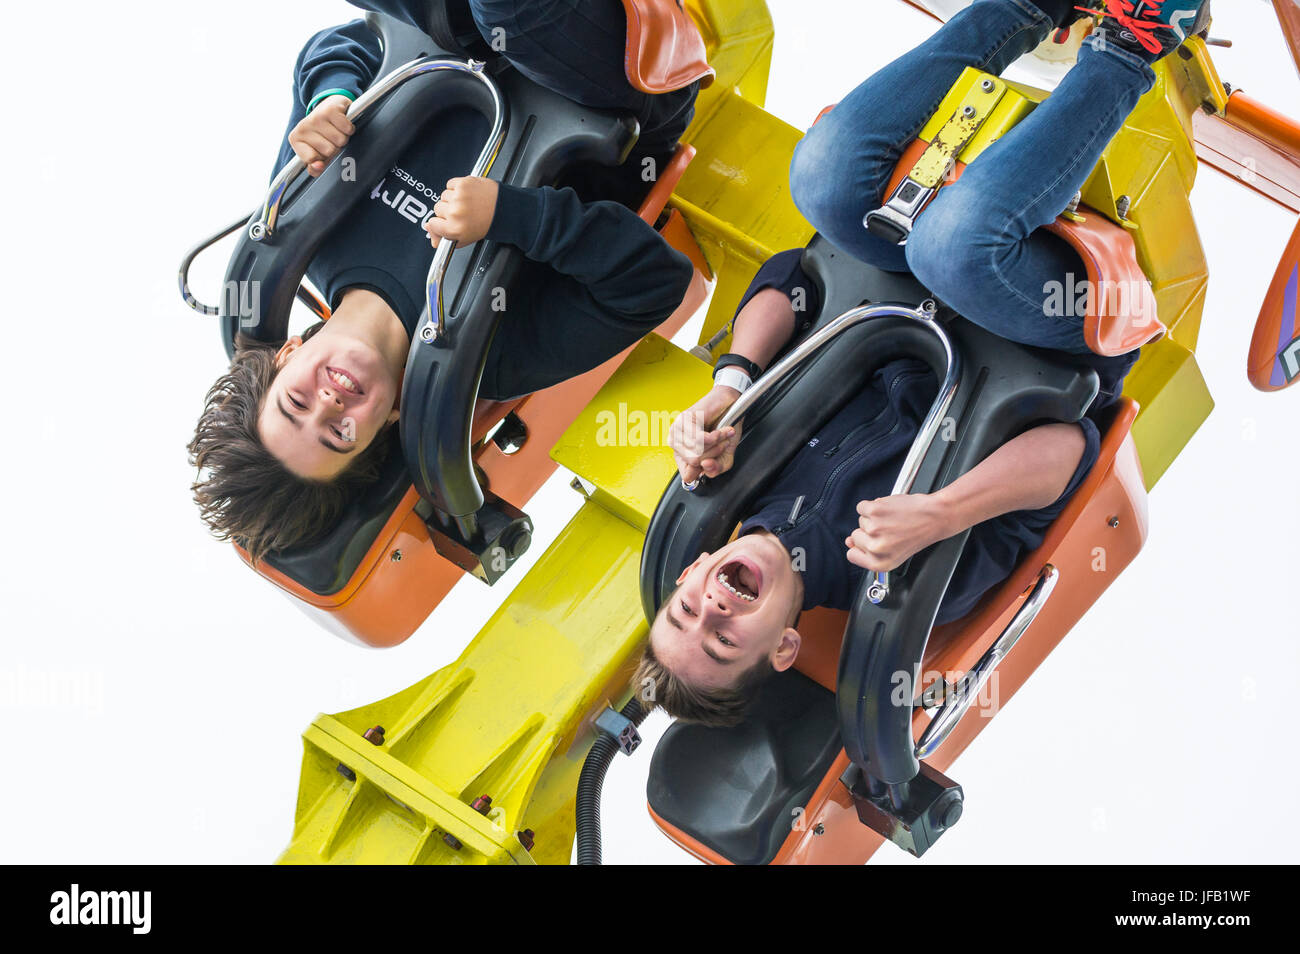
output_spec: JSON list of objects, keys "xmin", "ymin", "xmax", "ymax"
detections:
[
  {"xmin": 648, "ymin": 530, "xmax": 804, "ymax": 692},
  {"xmin": 257, "ymin": 328, "xmax": 400, "ymax": 481}
]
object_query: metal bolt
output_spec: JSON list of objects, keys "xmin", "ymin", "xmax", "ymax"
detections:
[
  {"xmin": 980, "ymin": 78, "xmax": 994, "ymax": 92},
  {"xmin": 1108, "ymin": 515, "xmax": 1120, "ymax": 528},
  {"xmin": 1116, "ymin": 195, "xmax": 1131, "ymax": 220},
  {"xmin": 471, "ymin": 795, "xmax": 493, "ymax": 815},
  {"xmin": 813, "ymin": 823, "xmax": 826, "ymax": 836},
  {"xmin": 962, "ymin": 105, "xmax": 977, "ymax": 119},
  {"xmin": 442, "ymin": 832, "xmax": 463, "ymax": 851},
  {"xmin": 390, "ymin": 549, "xmax": 403, "ymax": 562},
  {"xmin": 363, "ymin": 725, "xmax": 385, "ymax": 745},
  {"xmin": 336, "ymin": 763, "xmax": 356, "ymax": 782},
  {"xmin": 517, "ymin": 829, "xmax": 535, "ymax": 852}
]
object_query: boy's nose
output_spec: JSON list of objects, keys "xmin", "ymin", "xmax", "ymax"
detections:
[{"xmin": 704, "ymin": 589, "xmax": 732, "ymax": 616}]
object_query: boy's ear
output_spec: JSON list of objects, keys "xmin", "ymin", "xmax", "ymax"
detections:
[
  {"xmin": 274, "ymin": 336, "xmax": 304, "ymax": 369},
  {"xmin": 771, "ymin": 626, "xmax": 802, "ymax": 673}
]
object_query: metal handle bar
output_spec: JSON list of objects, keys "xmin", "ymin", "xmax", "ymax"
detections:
[
  {"xmin": 250, "ymin": 57, "xmax": 501, "ymax": 243},
  {"xmin": 178, "ymin": 215, "xmax": 332, "ymax": 320},
  {"xmin": 864, "ymin": 306, "xmax": 960, "ymax": 605},
  {"xmin": 913, "ymin": 564, "xmax": 1058, "ymax": 759},
  {"xmin": 682, "ymin": 299, "xmax": 948, "ymax": 492},
  {"xmin": 684, "ymin": 301, "xmax": 958, "ymax": 607}
]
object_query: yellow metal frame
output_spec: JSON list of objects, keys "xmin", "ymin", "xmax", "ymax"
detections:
[{"xmin": 277, "ymin": 8, "xmax": 1236, "ymax": 864}]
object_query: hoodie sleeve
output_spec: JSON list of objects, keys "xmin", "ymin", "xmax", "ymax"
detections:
[
  {"xmin": 475, "ymin": 183, "xmax": 695, "ymax": 400},
  {"xmin": 935, "ymin": 416, "xmax": 1102, "ymax": 625},
  {"xmin": 294, "ymin": 20, "xmax": 384, "ymax": 111},
  {"xmin": 271, "ymin": 20, "xmax": 384, "ymax": 178},
  {"xmin": 486, "ymin": 183, "xmax": 694, "ymax": 325}
]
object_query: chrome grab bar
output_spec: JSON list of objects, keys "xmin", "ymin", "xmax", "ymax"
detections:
[
  {"xmin": 685, "ymin": 299, "xmax": 960, "ymax": 605},
  {"xmin": 250, "ymin": 57, "xmax": 502, "ymax": 243},
  {"xmin": 181, "ymin": 57, "xmax": 505, "ymax": 336},
  {"xmin": 913, "ymin": 563, "xmax": 1059, "ymax": 760},
  {"xmin": 177, "ymin": 215, "xmax": 331, "ymax": 321},
  {"xmin": 412, "ymin": 64, "xmax": 507, "ymax": 345},
  {"xmin": 683, "ymin": 299, "xmax": 950, "ymax": 492},
  {"xmin": 864, "ymin": 305, "xmax": 959, "ymax": 605},
  {"xmin": 178, "ymin": 215, "xmax": 249, "ymax": 315}
]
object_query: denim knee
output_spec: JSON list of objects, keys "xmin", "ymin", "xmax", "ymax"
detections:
[
  {"xmin": 905, "ymin": 192, "xmax": 1088, "ymax": 351},
  {"xmin": 790, "ymin": 121, "xmax": 880, "ymax": 243},
  {"xmin": 904, "ymin": 193, "xmax": 987, "ymax": 308},
  {"xmin": 789, "ymin": 130, "xmax": 838, "ymax": 234}
]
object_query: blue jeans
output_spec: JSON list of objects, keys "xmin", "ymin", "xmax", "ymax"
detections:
[{"xmin": 789, "ymin": 0, "xmax": 1157, "ymax": 353}]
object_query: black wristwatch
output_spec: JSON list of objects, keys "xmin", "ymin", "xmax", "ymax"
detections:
[{"xmin": 713, "ymin": 352, "xmax": 762, "ymax": 380}]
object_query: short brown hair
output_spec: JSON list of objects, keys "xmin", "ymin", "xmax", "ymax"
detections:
[
  {"xmin": 187, "ymin": 326, "xmax": 394, "ymax": 564},
  {"xmin": 632, "ymin": 638, "xmax": 775, "ymax": 729}
]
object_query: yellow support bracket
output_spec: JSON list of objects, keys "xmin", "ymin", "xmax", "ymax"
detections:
[{"xmin": 910, "ymin": 76, "xmax": 1007, "ymax": 187}]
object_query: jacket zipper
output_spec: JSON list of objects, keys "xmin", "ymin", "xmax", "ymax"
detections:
[
  {"xmin": 774, "ymin": 368, "xmax": 931, "ymax": 532},
  {"xmin": 822, "ymin": 368, "xmax": 930, "ymax": 458}
]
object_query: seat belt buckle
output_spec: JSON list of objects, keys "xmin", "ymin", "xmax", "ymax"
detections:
[
  {"xmin": 862, "ymin": 73, "xmax": 1008, "ymax": 247},
  {"xmin": 864, "ymin": 177, "xmax": 939, "ymax": 246}
]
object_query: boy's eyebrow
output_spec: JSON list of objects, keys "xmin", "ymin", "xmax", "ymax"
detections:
[
  {"xmin": 701, "ymin": 640, "xmax": 732, "ymax": 665},
  {"xmin": 318, "ymin": 436, "xmax": 352, "ymax": 455},
  {"xmin": 277, "ymin": 397, "xmax": 301, "ymax": 429}
]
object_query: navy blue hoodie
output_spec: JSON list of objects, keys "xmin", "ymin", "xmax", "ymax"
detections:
[
  {"xmin": 274, "ymin": 20, "xmax": 694, "ymax": 399},
  {"xmin": 734, "ymin": 250, "xmax": 1137, "ymax": 625}
]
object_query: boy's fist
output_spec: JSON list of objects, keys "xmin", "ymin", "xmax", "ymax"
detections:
[
  {"xmin": 669, "ymin": 385, "xmax": 743, "ymax": 485},
  {"xmin": 288, "ymin": 95, "xmax": 356, "ymax": 177},
  {"xmin": 844, "ymin": 493, "xmax": 955, "ymax": 573},
  {"xmin": 425, "ymin": 176, "xmax": 499, "ymax": 245}
]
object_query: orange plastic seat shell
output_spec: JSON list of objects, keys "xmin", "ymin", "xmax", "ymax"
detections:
[
  {"xmin": 621, "ymin": 0, "xmax": 715, "ymax": 94},
  {"xmin": 649, "ymin": 399, "xmax": 1149, "ymax": 864},
  {"xmin": 1044, "ymin": 213, "xmax": 1165, "ymax": 356}
]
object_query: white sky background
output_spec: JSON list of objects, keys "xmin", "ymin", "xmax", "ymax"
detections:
[{"xmin": 0, "ymin": 1, "xmax": 1295, "ymax": 865}]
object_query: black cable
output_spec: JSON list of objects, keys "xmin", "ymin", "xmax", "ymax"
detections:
[{"xmin": 574, "ymin": 697, "xmax": 648, "ymax": 865}]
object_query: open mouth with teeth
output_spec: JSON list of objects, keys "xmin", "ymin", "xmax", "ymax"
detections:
[
  {"xmin": 326, "ymin": 366, "xmax": 363, "ymax": 395},
  {"xmin": 717, "ymin": 559, "xmax": 761, "ymax": 603}
]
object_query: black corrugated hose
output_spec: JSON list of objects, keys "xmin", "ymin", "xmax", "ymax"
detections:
[{"xmin": 575, "ymin": 697, "xmax": 648, "ymax": 865}]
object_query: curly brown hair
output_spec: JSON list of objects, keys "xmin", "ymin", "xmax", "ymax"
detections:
[{"xmin": 187, "ymin": 324, "xmax": 395, "ymax": 564}]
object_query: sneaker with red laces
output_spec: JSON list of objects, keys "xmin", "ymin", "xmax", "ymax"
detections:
[{"xmin": 1077, "ymin": 1, "xmax": 1212, "ymax": 61}]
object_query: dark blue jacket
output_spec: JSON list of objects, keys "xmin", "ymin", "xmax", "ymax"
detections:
[
  {"xmin": 274, "ymin": 20, "xmax": 694, "ymax": 400},
  {"xmin": 735, "ymin": 250, "xmax": 1137, "ymax": 624},
  {"xmin": 343, "ymin": 0, "xmax": 698, "ymax": 163}
]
